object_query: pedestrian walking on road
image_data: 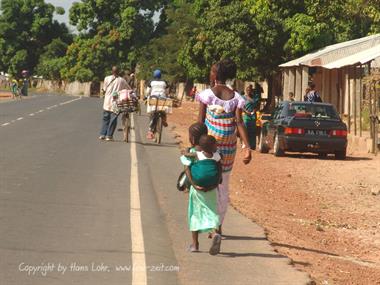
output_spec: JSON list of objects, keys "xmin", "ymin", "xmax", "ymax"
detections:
[
  {"xmin": 242, "ymin": 84, "xmax": 261, "ymax": 150},
  {"xmin": 197, "ymin": 59, "xmax": 252, "ymax": 235},
  {"xmin": 180, "ymin": 123, "xmax": 222, "ymax": 255},
  {"xmin": 99, "ymin": 66, "xmax": 128, "ymax": 141}
]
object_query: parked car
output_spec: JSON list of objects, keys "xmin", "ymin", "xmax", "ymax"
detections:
[{"xmin": 259, "ymin": 101, "xmax": 348, "ymax": 159}]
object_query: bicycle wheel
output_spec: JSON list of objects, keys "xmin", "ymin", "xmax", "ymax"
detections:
[
  {"xmin": 155, "ymin": 116, "xmax": 163, "ymax": 144},
  {"xmin": 137, "ymin": 101, "xmax": 142, "ymax": 116}
]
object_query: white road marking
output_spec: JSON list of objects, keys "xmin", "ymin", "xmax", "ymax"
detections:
[
  {"xmin": 1, "ymin": 96, "xmax": 82, "ymax": 128},
  {"xmin": 60, "ymin": 97, "xmax": 82, "ymax": 105},
  {"xmin": 130, "ymin": 114, "xmax": 147, "ymax": 285}
]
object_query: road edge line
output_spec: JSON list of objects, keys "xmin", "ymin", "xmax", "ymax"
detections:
[{"xmin": 130, "ymin": 114, "xmax": 147, "ymax": 285}]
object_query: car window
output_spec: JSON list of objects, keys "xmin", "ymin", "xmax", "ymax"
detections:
[
  {"xmin": 273, "ymin": 105, "xmax": 284, "ymax": 119},
  {"xmin": 287, "ymin": 103, "xmax": 339, "ymax": 120}
]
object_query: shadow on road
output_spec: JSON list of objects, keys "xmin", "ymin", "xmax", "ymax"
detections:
[
  {"xmin": 219, "ymin": 252, "xmax": 288, "ymax": 258},
  {"xmin": 222, "ymin": 235, "xmax": 267, "ymax": 241},
  {"xmin": 271, "ymin": 242, "xmax": 339, "ymax": 257},
  {"xmin": 283, "ymin": 153, "xmax": 372, "ymax": 161},
  {"xmin": 135, "ymin": 141, "xmax": 179, "ymax": 148}
]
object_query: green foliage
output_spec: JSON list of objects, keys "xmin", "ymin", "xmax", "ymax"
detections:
[
  {"xmin": 64, "ymin": 0, "xmax": 167, "ymax": 82},
  {"xmin": 36, "ymin": 39, "xmax": 68, "ymax": 80},
  {"xmin": 178, "ymin": 1, "xmax": 259, "ymax": 81},
  {"xmin": 284, "ymin": 14, "xmax": 333, "ymax": 57},
  {"xmin": 0, "ymin": 0, "xmax": 71, "ymax": 76},
  {"xmin": 138, "ymin": 1, "xmax": 198, "ymax": 83}
]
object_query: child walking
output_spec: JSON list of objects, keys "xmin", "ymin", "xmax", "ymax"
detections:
[{"xmin": 180, "ymin": 123, "xmax": 222, "ymax": 255}]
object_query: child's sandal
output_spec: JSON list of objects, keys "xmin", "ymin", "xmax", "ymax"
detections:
[{"xmin": 187, "ymin": 244, "xmax": 199, "ymax": 253}]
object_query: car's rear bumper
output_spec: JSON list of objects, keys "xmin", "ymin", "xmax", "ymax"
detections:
[{"xmin": 281, "ymin": 135, "xmax": 347, "ymax": 153}]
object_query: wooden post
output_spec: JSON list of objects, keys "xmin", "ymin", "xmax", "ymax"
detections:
[
  {"xmin": 359, "ymin": 64, "xmax": 363, "ymax": 137},
  {"xmin": 348, "ymin": 66, "xmax": 351, "ymax": 133},
  {"xmin": 353, "ymin": 65, "xmax": 357, "ymax": 136},
  {"xmin": 288, "ymin": 68, "xmax": 296, "ymax": 99},
  {"xmin": 295, "ymin": 68, "xmax": 302, "ymax": 100},
  {"xmin": 283, "ymin": 69, "xmax": 289, "ymax": 99},
  {"xmin": 302, "ymin": 66, "xmax": 309, "ymax": 101}
]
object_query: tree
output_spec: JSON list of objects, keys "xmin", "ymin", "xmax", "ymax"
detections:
[
  {"xmin": 36, "ymin": 39, "xmax": 68, "ymax": 80},
  {"xmin": 63, "ymin": 0, "xmax": 167, "ymax": 82},
  {"xmin": 178, "ymin": 0, "xmax": 263, "ymax": 82},
  {"xmin": 0, "ymin": 0, "xmax": 71, "ymax": 76},
  {"xmin": 137, "ymin": 1, "xmax": 198, "ymax": 83}
]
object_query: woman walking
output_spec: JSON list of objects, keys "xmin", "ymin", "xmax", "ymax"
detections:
[
  {"xmin": 197, "ymin": 59, "xmax": 252, "ymax": 234},
  {"xmin": 242, "ymin": 84, "xmax": 261, "ymax": 150}
]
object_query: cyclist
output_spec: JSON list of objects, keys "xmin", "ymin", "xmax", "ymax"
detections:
[
  {"xmin": 146, "ymin": 69, "xmax": 169, "ymax": 140},
  {"xmin": 10, "ymin": 78, "xmax": 19, "ymax": 99}
]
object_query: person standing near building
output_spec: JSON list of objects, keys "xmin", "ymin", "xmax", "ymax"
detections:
[
  {"xmin": 20, "ymin": 70, "xmax": 29, "ymax": 96},
  {"xmin": 304, "ymin": 83, "xmax": 322, "ymax": 102},
  {"xmin": 243, "ymin": 84, "xmax": 261, "ymax": 150},
  {"xmin": 99, "ymin": 66, "xmax": 128, "ymax": 141}
]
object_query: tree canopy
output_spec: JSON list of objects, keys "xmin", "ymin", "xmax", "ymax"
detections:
[
  {"xmin": 62, "ymin": 0, "xmax": 166, "ymax": 82},
  {"xmin": 0, "ymin": 0, "xmax": 71, "ymax": 77},
  {"xmin": 1, "ymin": 0, "xmax": 379, "ymax": 85}
]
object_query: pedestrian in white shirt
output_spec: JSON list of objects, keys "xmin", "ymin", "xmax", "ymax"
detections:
[{"xmin": 99, "ymin": 66, "xmax": 128, "ymax": 141}]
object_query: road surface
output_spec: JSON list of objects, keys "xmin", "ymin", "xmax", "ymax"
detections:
[{"xmin": 0, "ymin": 94, "xmax": 310, "ymax": 285}]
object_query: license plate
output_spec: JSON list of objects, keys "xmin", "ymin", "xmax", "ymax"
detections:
[{"xmin": 306, "ymin": 129, "xmax": 327, "ymax": 136}]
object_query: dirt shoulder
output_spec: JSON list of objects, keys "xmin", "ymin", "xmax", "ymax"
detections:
[{"xmin": 168, "ymin": 100, "xmax": 380, "ymax": 285}]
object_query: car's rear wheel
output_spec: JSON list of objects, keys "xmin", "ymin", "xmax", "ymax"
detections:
[
  {"xmin": 259, "ymin": 131, "xmax": 269, "ymax": 153},
  {"xmin": 334, "ymin": 150, "xmax": 346, "ymax": 160},
  {"xmin": 273, "ymin": 134, "xmax": 285, "ymax": 157},
  {"xmin": 318, "ymin": 153, "xmax": 328, "ymax": 158}
]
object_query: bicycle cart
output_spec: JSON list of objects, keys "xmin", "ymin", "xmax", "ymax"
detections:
[
  {"xmin": 147, "ymin": 96, "xmax": 173, "ymax": 144},
  {"xmin": 117, "ymin": 98, "xmax": 139, "ymax": 143}
]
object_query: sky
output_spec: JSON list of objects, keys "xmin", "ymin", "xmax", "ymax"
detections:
[{"xmin": 46, "ymin": 0, "xmax": 76, "ymax": 24}]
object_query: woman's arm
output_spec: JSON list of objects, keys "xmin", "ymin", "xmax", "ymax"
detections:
[
  {"xmin": 236, "ymin": 108, "xmax": 252, "ymax": 164},
  {"xmin": 198, "ymin": 102, "xmax": 207, "ymax": 123}
]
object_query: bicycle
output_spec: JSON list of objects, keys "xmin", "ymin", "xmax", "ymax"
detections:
[
  {"xmin": 147, "ymin": 96, "xmax": 173, "ymax": 144},
  {"xmin": 11, "ymin": 85, "xmax": 22, "ymax": 100},
  {"xmin": 117, "ymin": 98, "xmax": 139, "ymax": 143}
]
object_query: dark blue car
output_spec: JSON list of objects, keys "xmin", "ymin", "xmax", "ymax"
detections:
[{"xmin": 259, "ymin": 101, "xmax": 348, "ymax": 159}]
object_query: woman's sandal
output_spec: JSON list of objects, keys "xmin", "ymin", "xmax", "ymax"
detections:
[{"xmin": 209, "ymin": 234, "xmax": 221, "ymax": 255}]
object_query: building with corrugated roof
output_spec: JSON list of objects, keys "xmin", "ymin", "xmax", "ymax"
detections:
[{"xmin": 279, "ymin": 34, "xmax": 380, "ymax": 152}]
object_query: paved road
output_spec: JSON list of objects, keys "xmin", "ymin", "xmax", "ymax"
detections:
[{"xmin": 0, "ymin": 94, "xmax": 310, "ymax": 285}]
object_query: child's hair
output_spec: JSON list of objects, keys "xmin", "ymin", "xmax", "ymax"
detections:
[
  {"xmin": 199, "ymin": 135, "xmax": 217, "ymax": 154},
  {"xmin": 189, "ymin": 122, "xmax": 208, "ymax": 146}
]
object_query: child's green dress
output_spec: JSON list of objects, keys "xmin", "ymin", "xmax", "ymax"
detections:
[{"xmin": 180, "ymin": 149, "xmax": 220, "ymax": 233}]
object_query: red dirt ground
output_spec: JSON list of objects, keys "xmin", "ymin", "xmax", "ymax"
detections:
[{"xmin": 168, "ymin": 100, "xmax": 380, "ymax": 285}]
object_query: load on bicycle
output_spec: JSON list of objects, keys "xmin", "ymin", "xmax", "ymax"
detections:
[
  {"xmin": 146, "ymin": 69, "xmax": 173, "ymax": 143},
  {"xmin": 111, "ymin": 88, "xmax": 139, "ymax": 143}
]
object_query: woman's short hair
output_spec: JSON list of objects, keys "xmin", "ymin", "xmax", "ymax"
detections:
[{"xmin": 215, "ymin": 58, "xmax": 237, "ymax": 83}]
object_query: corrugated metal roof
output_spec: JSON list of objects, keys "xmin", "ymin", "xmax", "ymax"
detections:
[
  {"xmin": 322, "ymin": 45, "xmax": 380, "ymax": 69},
  {"xmin": 279, "ymin": 34, "xmax": 380, "ymax": 68}
]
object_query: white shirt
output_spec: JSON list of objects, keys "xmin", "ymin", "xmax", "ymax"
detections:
[
  {"xmin": 103, "ymin": 75, "xmax": 128, "ymax": 111},
  {"xmin": 149, "ymin": 80, "xmax": 167, "ymax": 97},
  {"xmin": 196, "ymin": 151, "xmax": 221, "ymax": 162}
]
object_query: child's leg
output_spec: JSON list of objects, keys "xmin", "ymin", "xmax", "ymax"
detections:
[{"xmin": 191, "ymin": 231, "xmax": 199, "ymax": 250}]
